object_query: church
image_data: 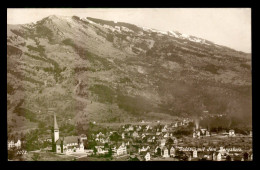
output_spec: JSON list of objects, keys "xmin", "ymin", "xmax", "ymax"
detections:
[{"xmin": 52, "ymin": 113, "xmax": 85, "ymax": 154}]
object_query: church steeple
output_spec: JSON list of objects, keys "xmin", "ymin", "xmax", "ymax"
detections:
[
  {"xmin": 53, "ymin": 113, "xmax": 59, "ymax": 143},
  {"xmin": 54, "ymin": 113, "xmax": 59, "ymax": 130}
]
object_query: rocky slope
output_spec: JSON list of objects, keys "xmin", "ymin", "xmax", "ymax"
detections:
[{"xmin": 7, "ymin": 15, "xmax": 252, "ymax": 132}]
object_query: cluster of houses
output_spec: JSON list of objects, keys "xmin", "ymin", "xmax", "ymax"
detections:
[
  {"xmin": 8, "ymin": 113, "xmax": 252, "ymax": 161},
  {"xmin": 81, "ymin": 117, "xmax": 252, "ymax": 161},
  {"xmin": 8, "ymin": 139, "xmax": 21, "ymax": 150}
]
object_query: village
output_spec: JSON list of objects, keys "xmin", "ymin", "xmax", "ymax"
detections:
[{"xmin": 8, "ymin": 113, "xmax": 252, "ymax": 161}]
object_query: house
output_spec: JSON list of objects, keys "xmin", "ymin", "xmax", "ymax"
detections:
[
  {"xmin": 132, "ymin": 131, "xmax": 139, "ymax": 138},
  {"xmin": 147, "ymin": 137, "xmax": 153, "ymax": 143},
  {"xmin": 164, "ymin": 132, "xmax": 170, "ymax": 138},
  {"xmin": 112, "ymin": 143, "xmax": 127, "ymax": 156},
  {"xmin": 95, "ymin": 146, "xmax": 108, "ymax": 155},
  {"xmin": 206, "ymin": 130, "xmax": 210, "ymax": 137},
  {"xmin": 216, "ymin": 153, "xmax": 222, "ymax": 161},
  {"xmin": 115, "ymin": 26, "xmax": 121, "ymax": 31},
  {"xmin": 136, "ymin": 126, "xmax": 142, "ymax": 131},
  {"xmin": 139, "ymin": 146, "xmax": 150, "ymax": 153},
  {"xmin": 122, "ymin": 133, "xmax": 125, "ymax": 139},
  {"xmin": 85, "ymin": 149, "xmax": 94, "ymax": 155},
  {"xmin": 99, "ymin": 138, "xmax": 109, "ymax": 144},
  {"xmin": 144, "ymin": 152, "xmax": 151, "ymax": 161},
  {"xmin": 160, "ymin": 139, "xmax": 166, "ymax": 146},
  {"xmin": 80, "ymin": 134, "xmax": 87, "ymax": 141},
  {"xmin": 213, "ymin": 152, "xmax": 217, "ymax": 160},
  {"xmin": 96, "ymin": 132, "xmax": 105, "ymax": 138},
  {"xmin": 229, "ymin": 130, "xmax": 235, "ymax": 137},
  {"xmin": 193, "ymin": 129, "xmax": 200, "ymax": 138},
  {"xmin": 147, "ymin": 136, "xmax": 156, "ymax": 143},
  {"xmin": 128, "ymin": 126, "xmax": 134, "ymax": 131},
  {"xmin": 162, "ymin": 147, "xmax": 169, "ymax": 158},
  {"xmin": 200, "ymin": 129, "xmax": 207, "ymax": 135},
  {"xmin": 193, "ymin": 150, "xmax": 197, "ymax": 158},
  {"xmin": 162, "ymin": 127, "xmax": 167, "ymax": 132},
  {"xmin": 141, "ymin": 133, "xmax": 146, "ymax": 139},
  {"xmin": 170, "ymin": 146, "xmax": 176, "ymax": 157},
  {"xmin": 156, "ymin": 132, "xmax": 161, "ymax": 136},
  {"xmin": 173, "ymin": 138, "xmax": 178, "ymax": 145},
  {"xmin": 145, "ymin": 125, "xmax": 150, "ymax": 131}
]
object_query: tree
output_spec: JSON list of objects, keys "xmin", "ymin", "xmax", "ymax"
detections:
[
  {"xmin": 156, "ymin": 148, "xmax": 161, "ymax": 156},
  {"xmin": 243, "ymin": 152, "xmax": 249, "ymax": 161},
  {"xmin": 226, "ymin": 155, "xmax": 231, "ymax": 161},
  {"xmin": 167, "ymin": 138, "xmax": 174, "ymax": 145},
  {"xmin": 106, "ymin": 147, "xmax": 113, "ymax": 157},
  {"xmin": 110, "ymin": 132, "xmax": 121, "ymax": 142},
  {"xmin": 93, "ymin": 147, "xmax": 97, "ymax": 155}
]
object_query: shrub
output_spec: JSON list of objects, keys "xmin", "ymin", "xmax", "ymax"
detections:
[{"xmin": 106, "ymin": 34, "xmax": 114, "ymax": 42}]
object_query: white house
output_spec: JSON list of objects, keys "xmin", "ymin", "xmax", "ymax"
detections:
[
  {"xmin": 132, "ymin": 131, "xmax": 139, "ymax": 138},
  {"xmin": 128, "ymin": 126, "xmax": 134, "ymax": 131},
  {"xmin": 200, "ymin": 129, "xmax": 207, "ymax": 135},
  {"xmin": 162, "ymin": 147, "xmax": 169, "ymax": 158},
  {"xmin": 141, "ymin": 133, "xmax": 146, "ymax": 139},
  {"xmin": 206, "ymin": 130, "xmax": 210, "ymax": 137},
  {"xmin": 193, "ymin": 150, "xmax": 197, "ymax": 158},
  {"xmin": 170, "ymin": 147, "xmax": 176, "ymax": 157},
  {"xmin": 160, "ymin": 139, "xmax": 166, "ymax": 146},
  {"xmin": 216, "ymin": 153, "xmax": 222, "ymax": 161},
  {"xmin": 144, "ymin": 152, "xmax": 151, "ymax": 161},
  {"xmin": 95, "ymin": 146, "xmax": 108, "ymax": 155},
  {"xmin": 163, "ymin": 133, "xmax": 169, "ymax": 138},
  {"xmin": 145, "ymin": 125, "xmax": 150, "ymax": 131},
  {"xmin": 96, "ymin": 132, "xmax": 105, "ymax": 138},
  {"xmin": 112, "ymin": 143, "xmax": 127, "ymax": 156},
  {"xmin": 229, "ymin": 130, "xmax": 235, "ymax": 137},
  {"xmin": 80, "ymin": 134, "xmax": 87, "ymax": 141},
  {"xmin": 115, "ymin": 26, "xmax": 121, "ymax": 31}
]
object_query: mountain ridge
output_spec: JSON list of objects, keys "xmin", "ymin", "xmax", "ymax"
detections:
[{"xmin": 7, "ymin": 15, "xmax": 252, "ymax": 133}]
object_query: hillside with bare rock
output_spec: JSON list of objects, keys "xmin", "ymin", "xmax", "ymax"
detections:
[{"xmin": 7, "ymin": 15, "xmax": 251, "ymax": 133}]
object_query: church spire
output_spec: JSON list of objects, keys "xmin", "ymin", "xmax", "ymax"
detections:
[{"xmin": 54, "ymin": 113, "xmax": 59, "ymax": 130}]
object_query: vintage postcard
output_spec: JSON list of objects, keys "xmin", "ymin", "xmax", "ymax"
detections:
[{"xmin": 7, "ymin": 8, "xmax": 252, "ymax": 161}]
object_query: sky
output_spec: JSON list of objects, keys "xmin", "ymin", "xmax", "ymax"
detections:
[{"xmin": 7, "ymin": 8, "xmax": 251, "ymax": 53}]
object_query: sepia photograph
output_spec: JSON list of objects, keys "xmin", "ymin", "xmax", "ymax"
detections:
[{"xmin": 7, "ymin": 8, "xmax": 252, "ymax": 161}]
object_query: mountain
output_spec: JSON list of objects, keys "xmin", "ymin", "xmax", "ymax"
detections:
[{"xmin": 7, "ymin": 15, "xmax": 252, "ymax": 133}]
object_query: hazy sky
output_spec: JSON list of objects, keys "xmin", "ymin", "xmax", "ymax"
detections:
[{"xmin": 7, "ymin": 8, "xmax": 251, "ymax": 53}]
